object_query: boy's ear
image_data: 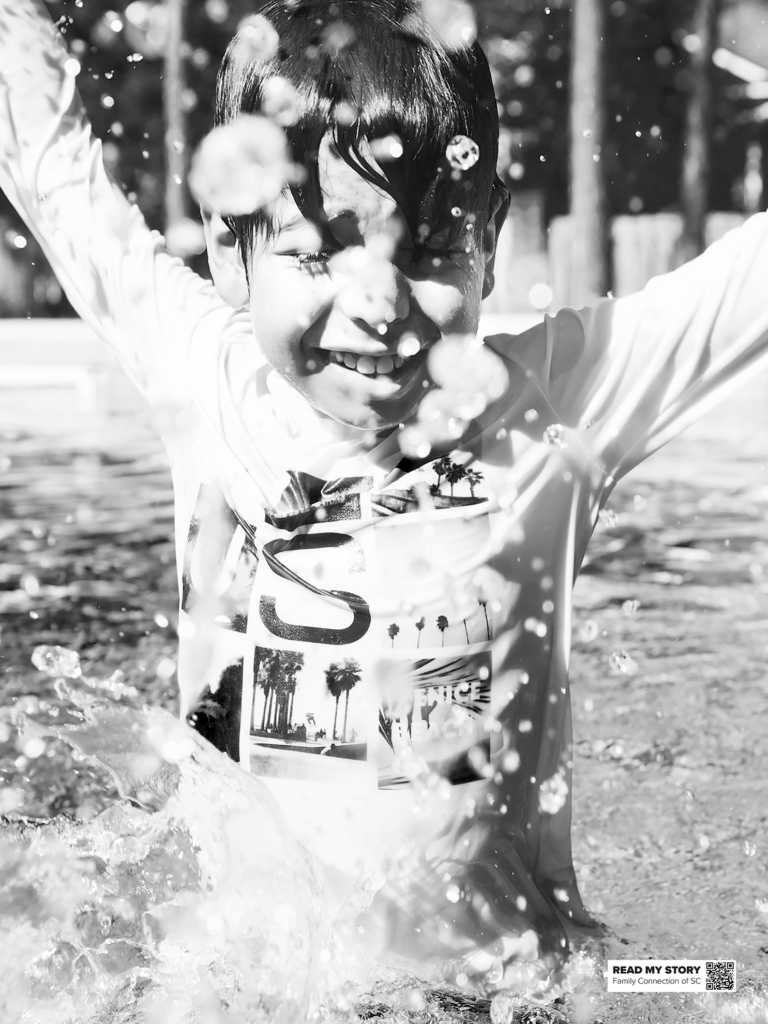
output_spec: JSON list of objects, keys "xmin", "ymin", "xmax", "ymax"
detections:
[
  {"xmin": 482, "ymin": 181, "xmax": 511, "ymax": 300},
  {"xmin": 201, "ymin": 206, "xmax": 250, "ymax": 310}
]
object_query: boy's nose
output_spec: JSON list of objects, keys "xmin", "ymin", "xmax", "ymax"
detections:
[{"xmin": 336, "ymin": 258, "xmax": 410, "ymax": 333}]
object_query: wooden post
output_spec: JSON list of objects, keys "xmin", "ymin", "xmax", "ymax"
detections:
[
  {"xmin": 163, "ymin": 0, "xmax": 188, "ymax": 230},
  {"xmin": 569, "ymin": 0, "xmax": 609, "ymax": 305},
  {"xmin": 678, "ymin": 0, "xmax": 721, "ymax": 264}
]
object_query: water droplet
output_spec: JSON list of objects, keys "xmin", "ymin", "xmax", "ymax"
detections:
[
  {"xmin": 578, "ymin": 619, "xmax": 599, "ymax": 643},
  {"xmin": 21, "ymin": 736, "xmax": 46, "ymax": 759},
  {"xmin": 32, "ymin": 645, "xmax": 82, "ymax": 679},
  {"xmin": 446, "ymin": 884, "xmax": 461, "ymax": 903},
  {"xmin": 609, "ymin": 650, "xmax": 638, "ymax": 675},
  {"xmin": 518, "ymin": 720, "xmax": 532, "ymax": 734},
  {"xmin": 445, "ymin": 134, "xmax": 479, "ymax": 171},
  {"xmin": 64, "ymin": 57, "xmax": 81, "ymax": 76},
  {"xmin": 156, "ymin": 657, "xmax": 176, "ymax": 680},
  {"xmin": 543, "ymin": 423, "xmax": 567, "ymax": 448},
  {"xmin": 154, "ymin": 612, "xmax": 170, "ymax": 628},
  {"xmin": 21, "ymin": 574, "xmax": 40, "ymax": 596},
  {"xmin": 189, "ymin": 115, "xmax": 295, "ymax": 216},
  {"xmin": 234, "ymin": 13, "xmax": 280, "ymax": 63},
  {"xmin": 369, "ymin": 134, "xmax": 404, "ymax": 162},
  {"xmin": 165, "ymin": 218, "xmax": 206, "ymax": 258},
  {"xmin": 599, "ymin": 508, "xmax": 619, "ymax": 528},
  {"xmin": 261, "ymin": 76, "xmax": 302, "ymax": 127},
  {"xmin": 538, "ymin": 771, "xmax": 569, "ymax": 814},
  {"xmin": 205, "ymin": 0, "xmax": 229, "ymax": 23},
  {"xmin": 0, "ymin": 786, "xmax": 23, "ymax": 813},
  {"xmin": 744, "ymin": 840, "xmax": 756, "ymax": 856},
  {"xmin": 622, "ymin": 599, "xmax": 640, "ymax": 616},
  {"xmin": 524, "ymin": 617, "xmax": 547, "ymax": 638},
  {"xmin": 417, "ymin": 0, "xmax": 477, "ymax": 50}
]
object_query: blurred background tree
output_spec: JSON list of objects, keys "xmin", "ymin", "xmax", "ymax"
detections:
[{"xmin": 1, "ymin": 0, "xmax": 767, "ymax": 314}]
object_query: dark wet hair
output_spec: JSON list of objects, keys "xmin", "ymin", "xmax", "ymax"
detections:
[{"xmin": 214, "ymin": 0, "xmax": 507, "ymax": 269}]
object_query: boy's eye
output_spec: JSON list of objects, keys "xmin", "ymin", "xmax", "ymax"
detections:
[{"xmin": 294, "ymin": 251, "xmax": 333, "ymax": 267}]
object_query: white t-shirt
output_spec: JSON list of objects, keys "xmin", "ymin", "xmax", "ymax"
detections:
[{"xmin": 4, "ymin": 0, "xmax": 768, "ymax": 973}]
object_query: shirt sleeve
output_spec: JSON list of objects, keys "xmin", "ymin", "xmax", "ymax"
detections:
[
  {"xmin": 537, "ymin": 212, "xmax": 768, "ymax": 482},
  {"xmin": 0, "ymin": 0, "xmax": 231, "ymax": 406}
]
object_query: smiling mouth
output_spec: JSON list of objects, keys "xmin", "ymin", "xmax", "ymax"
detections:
[{"xmin": 327, "ymin": 351, "xmax": 408, "ymax": 376}]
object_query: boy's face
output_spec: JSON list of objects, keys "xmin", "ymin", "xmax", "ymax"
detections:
[{"xmin": 216, "ymin": 138, "xmax": 496, "ymax": 434}]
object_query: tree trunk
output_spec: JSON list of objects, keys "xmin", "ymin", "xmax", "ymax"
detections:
[
  {"xmin": 342, "ymin": 690, "xmax": 350, "ymax": 743},
  {"xmin": 163, "ymin": 0, "xmax": 188, "ymax": 231},
  {"xmin": 678, "ymin": 0, "xmax": 721, "ymax": 264},
  {"xmin": 332, "ymin": 696, "xmax": 340, "ymax": 740},
  {"xmin": 569, "ymin": 0, "xmax": 609, "ymax": 304}
]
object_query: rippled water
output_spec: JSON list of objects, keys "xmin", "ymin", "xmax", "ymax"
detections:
[{"xmin": 2, "ymin": 367, "xmax": 768, "ymax": 1022}]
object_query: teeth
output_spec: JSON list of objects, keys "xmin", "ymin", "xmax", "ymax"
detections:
[
  {"xmin": 356, "ymin": 355, "xmax": 376, "ymax": 375},
  {"xmin": 328, "ymin": 349, "xmax": 413, "ymax": 375}
]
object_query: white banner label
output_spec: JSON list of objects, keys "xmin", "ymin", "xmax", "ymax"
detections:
[{"xmin": 606, "ymin": 960, "xmax": 735, "ymax": 992}]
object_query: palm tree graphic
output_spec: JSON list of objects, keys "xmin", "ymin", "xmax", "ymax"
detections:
[
  {"xmin": 466, "ymin": 468, "xmax": 484, "ymax": 497},
  {"xmin": 256, "ymin": 649, "xmax": 304, "ymax": 734},
  {"xmin": 437, "ymin": 614, "xmax": 449, "ymax": 647},
  {"xmin": 478, "ymin": 597, "xmax": 491, "ymax": 641},
  {"xmin": 433, "ymin": 455, "xmax": 453, "ymax": 493},
  {"xmin": 325, "ymin": 659, "xmax": 362, "ymax": 742},
  {"xmin": 388, "ymin": 622, "xmax": 400, "ymax": 648},
  {"xmin": 445, "ymin": 461, "xmax": 467, "ymax": 497},
  {"xmin": 415, "ymin": 616, "xmax": 425, "ymax": 648}
]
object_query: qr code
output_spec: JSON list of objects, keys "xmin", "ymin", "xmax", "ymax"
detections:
[{"xmin": 706, "ymin": 961, "xmax": 735, "ymax": 991}]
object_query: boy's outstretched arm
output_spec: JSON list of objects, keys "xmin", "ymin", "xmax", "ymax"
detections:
[
  {"xmin": 490, "ymin": 215, "xmax": 768, "ymax": 485},
  {"xmin": 0, "ymin": 0, "xmax": 232, "ymax": 404}
]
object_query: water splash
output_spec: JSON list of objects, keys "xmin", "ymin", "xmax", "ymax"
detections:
[{"xmin": 2, "ymin": 686, "xmax": 323, "ymax": 1024}]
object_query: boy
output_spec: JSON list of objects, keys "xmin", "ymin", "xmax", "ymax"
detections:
[{"xmin": 3, "ymin": 0, "xmax": 768, "ymax": 997}]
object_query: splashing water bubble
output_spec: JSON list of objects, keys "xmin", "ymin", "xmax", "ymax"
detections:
[
  {"xmin": 330, "ymin": 244, "xmax": 402, "ymax": 325},
  {"xmin": 164, "ymin": 217, "xmax": 206, "ymax": 259},
  {"xmin": 234, "ymin": 13, "xmax": 280, "ymax": 63},
  {"xmin": 1, "ymin": 697, "xmax": 324, "ymax": 1024},
  {"xmin": 321, "ymin": 20, "xmax": 356, "ymax": 53},
  {"xmin": 598, "ymin": 508, "xmax": 619, "ymax": 528},
  {"xmin": 609, "ymin": 650, "xmax": 638, "ymax": 675},
  {"xmin": 32, "ymin": 645, "xmax": 82, "ymax": 679},
  {"xmin": 261, "ymin": 76, "xmax": 302, "ymax": 127},
  {"xmin": 417, "ymin": 0, "xmax": 477, "ymax": 50},
  {"xmin": 189, "ymin": 114, "xmax": 297, "ymax": 216},
  {"xmin": 369, "ymin": 134, "xmax": 404, "ymax": 162},
  {"xmin": 333, "ymin": 100, "xmax": 359, "ymax": 126},
  {"xmin": 538, "ymin": 771, "xmax": 569, "ymax": 815},
  {"xmin": 543, "ymin": 424, "xmax": 568, "ymax": 449},
  {"xmin": 123, "ymin": 0, "xmax": 168, "ymax": 58},
  {"xmin": 428, "ymin": 335, "xmax": 508, "ymax": 407},
  {"xmin": 578, "ymin": 619, "xmax": 599, "ymax": 643},
  {"xmin": 446, "ymin": 134, "xmax": 479, "ymax": 171},
  {"xmin": 621, "ymin": 599, "xmax": 639, "ymax": 616}
]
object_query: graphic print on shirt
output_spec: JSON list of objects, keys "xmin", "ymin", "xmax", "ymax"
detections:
[{"xmin": 182, "ymin": 455, "xmax": 497, "ymax": 788}]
